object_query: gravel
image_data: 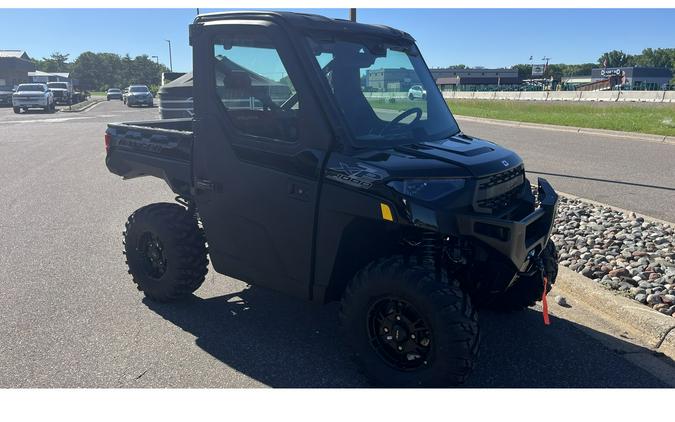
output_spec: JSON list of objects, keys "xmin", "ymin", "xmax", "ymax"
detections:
[{"xmin": 549, "ymin": 196, "xmax": 675, "ymax": 318}]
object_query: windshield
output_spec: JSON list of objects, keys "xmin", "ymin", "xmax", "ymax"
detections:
[
  {"xmin": 108, "ymin": 89, "xmax": 121, "ymax": 92},
  {"xmin": 130, "ymin": 86, "xmax": 149, "ymax": 92},
  {"xmin": 307, "ymin": 37, "xmax": 459, "ymax": 147},
  {"xmin": 47, "ymin": 83, "xmax": 68, "ymax": 89},
  {"xmin": 17, "ymin": 84, "xmax": 45, "ymax": 92}
]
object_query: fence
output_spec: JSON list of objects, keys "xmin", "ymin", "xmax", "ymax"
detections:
[
  {"xmin": 363, "ymin": 90, "xmax": 674, "ymax": 103},
  {"xmin": 442, "ymin": 90, "xmax": 675, "ymax": 103}
]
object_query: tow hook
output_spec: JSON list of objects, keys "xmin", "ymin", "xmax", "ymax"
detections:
[{"xmin": 517, "ymin": 253, "xmax": 543, "ymax": 278}]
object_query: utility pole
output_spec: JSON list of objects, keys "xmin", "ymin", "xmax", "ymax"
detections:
[
  {"xmin": 541, "ymin": 56, "xmax": 552, "ymax": 90},
  {"xmin": 165, "ymin": 39, "xmax": 173, "ymax": 72},
  {"xmin": 349, "ymin": 8, "xmax": 356, "ymax": 22}
]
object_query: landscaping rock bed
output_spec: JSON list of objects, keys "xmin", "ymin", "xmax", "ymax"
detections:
[{"xmin": 550, "ymin": 196, "xmax": 675, "ymax": 317}]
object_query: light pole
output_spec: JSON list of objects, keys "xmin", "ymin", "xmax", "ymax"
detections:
[
  {"xmin": 349, "ymin": 8, "xmax": 356, "ymax": 22},
  {"xmin": 151, "ymin": 55, "xmax": 159, "ymax": 64},
  {"xmin": 165, "ymin": 39, "xmax": 173, "ymax": 72}
]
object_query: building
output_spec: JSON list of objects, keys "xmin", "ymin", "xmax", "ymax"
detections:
[
  {"xmin": 365, "ymin": 68, "xmax": 418, "ymax": 92},
  {"xmin": 431, "ymin": 67, "xmax": 520, "ymax": 91},
  {"xmin": 0, "ymin": 50, "xmax": 36, "ymax": 88},
  {"xmin": 591, "ymin": 67, "xmax": 672, "ymax": 90},
  {"xmin": 27, "ymin": 70, "xmax": 72, "ymax": 83}
]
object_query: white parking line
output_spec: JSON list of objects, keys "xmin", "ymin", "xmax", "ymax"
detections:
[{"xmin": 0, "ymin": 116, "xmax": 93, "ymax": 124}]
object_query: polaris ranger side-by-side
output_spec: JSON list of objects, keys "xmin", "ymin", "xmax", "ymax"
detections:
[{"xmin": 105, "ymin": 11, "xmax": 559, "ymax": 387}]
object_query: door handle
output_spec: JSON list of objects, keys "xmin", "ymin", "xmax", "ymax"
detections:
[{"xmin": 195, "ymin": 178, "xmax": 218, "ymax": 192}]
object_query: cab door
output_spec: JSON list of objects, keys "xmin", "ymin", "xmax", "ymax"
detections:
[{"xmin": 191, "ymin": 21, "xmax": 332, "ymax": 299}]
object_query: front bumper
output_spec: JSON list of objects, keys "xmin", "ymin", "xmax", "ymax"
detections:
[
  {"xmin": 13, "ymin": 98, "xmax": 48, "ymax": 108},
  {"xmin": 128, "ymin": 96, "xmax": 153, "ymax": 105},
  {"xmin": 456, "ymin": 177, "xmax": 559, "ymax": 270}
]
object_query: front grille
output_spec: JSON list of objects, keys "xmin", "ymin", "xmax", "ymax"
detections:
[
  {"xmin": 474, "ymin": 164, "xmax": 525, "ymax": 214},
  {"xmin": 476, "ymin": 188, "xmax": 521, "ymax": 212},
  {"xmin": 478, "ymin": 165, "xmax": 525, "ymax": 189}
]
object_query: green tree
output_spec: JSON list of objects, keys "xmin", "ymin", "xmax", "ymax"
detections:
[
  {"xmin": 70, "ymin": 51, "xmax": 168, "ymax": 91},
  {"xmin": 597, "ymin": 50, "xmax": 634, "ymax": 67},
  {"xmin": 511, "ymin": 64, "xmax": 532, "ymax": 80}
]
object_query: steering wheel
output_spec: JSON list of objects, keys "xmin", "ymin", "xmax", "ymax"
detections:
[{"xmin": 380, "ymin": 107, "xmax": 423, "ymax": 135}]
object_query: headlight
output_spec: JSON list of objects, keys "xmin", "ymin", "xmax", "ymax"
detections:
[{"xmin": 387, "ymin": 179, "xmax": 466, "ymax": 201}]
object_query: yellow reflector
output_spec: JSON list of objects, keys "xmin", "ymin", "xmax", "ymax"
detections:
[{"xmin": 380, "ymin": 203, "xmax": 394, "ymax": 222}]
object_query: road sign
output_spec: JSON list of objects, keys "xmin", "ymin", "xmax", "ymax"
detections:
[{"xmin": 532, "ymin": 64, "xmax": 545, "ymax": 76}]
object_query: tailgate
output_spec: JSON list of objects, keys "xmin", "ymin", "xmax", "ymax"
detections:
[{"xmin": 105, "ymin": 119, "xmax": 194, "ymax": 197}]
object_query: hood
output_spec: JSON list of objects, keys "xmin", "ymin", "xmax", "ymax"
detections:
[
  {"xmin": 348, "ymin": 134, "xmax": 523, "ymax": 180},
  {"xmin": 14, "ymin": 90, "xmax": 47, "ymax": 96}
]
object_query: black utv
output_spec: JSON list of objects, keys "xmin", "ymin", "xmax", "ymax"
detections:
[{"xmin": 105, "ymin": 11, "xmax": 559, "ymax": 387}]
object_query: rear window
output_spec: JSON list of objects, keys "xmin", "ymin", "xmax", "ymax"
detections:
[
  {"xmin": 17, "ymin": 84, "xmax": 45, "ymax": 92},
  {"xmin": 108, "ymin": 89, "xmax": 121, "ymax": 92},
  {"xmin": 48, "ymin": 82, "xmax": 68, "ymax": 89},
  {"xmin": 129, "ymin": 86, "xmax": 149, "ymax": 92}
]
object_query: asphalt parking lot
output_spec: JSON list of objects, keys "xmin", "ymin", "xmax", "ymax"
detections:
[{"xmin": 0, "ymin": 101, "xmax": 672, "ymax": 387}]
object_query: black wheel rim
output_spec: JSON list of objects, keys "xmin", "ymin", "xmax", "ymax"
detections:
[
  {"xmin": 367, "ymin": 297, "xmax": 432, "ymax": 371},
  {"xmin": 137, "ymin": 232, "xmax": 167, "ymax": 279}
]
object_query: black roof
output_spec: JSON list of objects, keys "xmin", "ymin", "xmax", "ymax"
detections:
[{"xmin": 194, "ymin": 10, "xmax": 414, "ymax": 42}]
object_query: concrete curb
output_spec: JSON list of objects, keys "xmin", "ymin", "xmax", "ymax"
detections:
[
  {"xmin": 454, "ymin": 115, "xmax": 674, "ymax": 144},
  {"xmin": 554, "ymin": 266, "xmax": 675, "ymax": 358},
  {"xmin": 59, "ymin": 99, "xmax": 104, "ymax": 113}
]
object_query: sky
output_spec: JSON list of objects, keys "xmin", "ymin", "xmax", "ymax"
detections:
[{"xmin": 1, "ymin": 8, "xmax": 674, "ymax": 72}]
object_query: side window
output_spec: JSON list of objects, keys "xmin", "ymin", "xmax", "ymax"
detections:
[{"xmin": 213, "ymin": 36, "xmax": 299, "ymax": 143}]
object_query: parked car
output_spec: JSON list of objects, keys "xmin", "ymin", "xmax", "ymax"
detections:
[
  {"xmin": 0, "ymin": 85, "xmax": 14, "ymax": 107},
  {"xmin": 12, "ymin": 83, "xmax": 55, "ymax": 113},
  {"xmin": 107, "ymin": 88, "xmax": 123, "ymax": 101},
  {"xmin": 46, "ymin": 81, "xmax": 72, "ymax": 105},
  {"xmin": 125, "ymin": 85, "xmax": 153, "ymax": 107},
  {"xmin": 105, "ymin": 11, "xmax": 560, "ymax": 388},
  {"xmin": 408, "ymin": 84, "xmax": 426, "ymax": 100}
]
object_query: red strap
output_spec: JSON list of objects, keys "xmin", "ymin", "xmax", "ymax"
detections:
[{"xmin": 542, "ymin": 275, "xmax": 550, "ymax": 325}]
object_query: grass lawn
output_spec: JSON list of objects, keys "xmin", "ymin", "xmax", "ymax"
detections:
[
  {"xmin": 446, "ymin": 99, "xmax": 675, "ymax": 137},
  {"xmin": 366, "ymin": 97, "xmax": 675, "ymax": 137}
]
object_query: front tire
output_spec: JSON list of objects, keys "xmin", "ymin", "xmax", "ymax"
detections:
[
  {"xmin": 13, "ymin": 107, "xmax": 20, "ymax": 114},
  {"xmin": 340, "ymin": 256, "xmax": 480, "ymax": 387},
  {"xmin": 486, "ymin": 241, "xmax": 559, "ymax": 311},
  {"xmin": 123, "ymin": 203, "xmax": 209, "ymax": 302}
]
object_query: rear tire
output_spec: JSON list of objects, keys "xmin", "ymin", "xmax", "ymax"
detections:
[
  {"xmin": 340, "ymin": 256, "xmax": 480, "ymax": 387},
  {"xmin": 486, "ymin": 241, "xmax": 558, "ymax": 311},
  {"xmin": 123, "ymin": 203, "xmax": 209, "ymax": 302},
  {"xmin": 13, "ymin": 107, "xmax": 20, "ymax": 114}
]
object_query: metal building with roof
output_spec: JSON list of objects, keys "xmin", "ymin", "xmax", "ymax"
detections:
[{"xmin": 0, "ymin": 50, "xmax": 36, "ymax": 88}]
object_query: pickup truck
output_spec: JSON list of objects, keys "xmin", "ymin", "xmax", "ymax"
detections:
[
  {"xmin": 12, "ymin": 83, "xmax": 55, "ymax": 113},
  {"xmin": 46, "ymin": 81, "xmax": 72, "ymax": 105},
  {"xmin": 105, "ymin": 11, "xmax": 559, "ymax": 387}
]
